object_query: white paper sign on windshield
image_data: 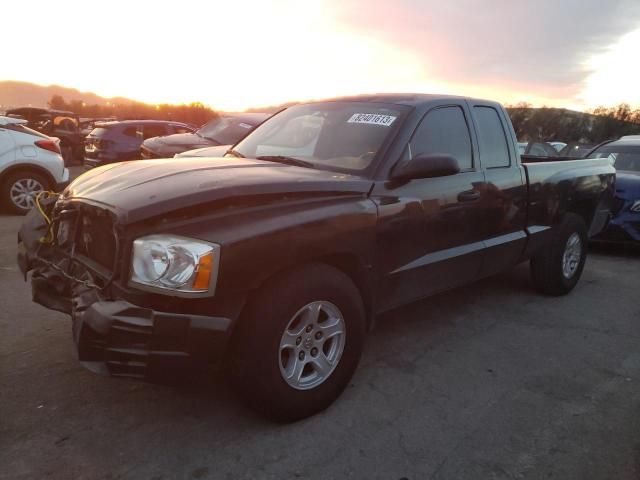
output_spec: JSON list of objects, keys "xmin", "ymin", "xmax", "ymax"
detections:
[{"xmin": 347, "ymin": 113, "xmax": 397, "ymax": 126}]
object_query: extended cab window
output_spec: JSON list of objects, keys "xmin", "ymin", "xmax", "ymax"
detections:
[
  {"xmin": 410, "ymin": 106, "xmax": 473, "ymax": 169},
  {"xmin": 474, "ymin": 106, "xmax": 511, "ymax": 168}
]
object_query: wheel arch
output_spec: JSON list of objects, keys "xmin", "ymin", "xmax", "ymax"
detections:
[
  {"xmin": 311, "ymin": 253, "xmax": 375, "ymax": 331},
  {"xmin": 0, "ymin": 163, "xmax": 56, "ymax": 189}
]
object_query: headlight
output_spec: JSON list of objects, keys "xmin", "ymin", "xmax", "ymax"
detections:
[
  {"xmin": 631, "ymin": 200, "xmax": 640, "ymax": 213},
  {"xmin": 129, "ymin": 234, "xmax": 220, "ymax": 296}
]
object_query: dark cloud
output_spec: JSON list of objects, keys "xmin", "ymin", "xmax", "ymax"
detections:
[{"xmin": 336, "ymin": 0, "xmax": 640, "ymax": 97}]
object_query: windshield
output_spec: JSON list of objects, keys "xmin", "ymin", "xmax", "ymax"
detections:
[
  {"xmin": 197, "ymin": 116, "xmax": 256, "ymax": 144},
  {"xmin": 231, "ymin": 102, "xmax": 407, "ymax": 173},
  {"xmin": 587, "ymin": 144, "xmax": 640, "ymax": 172}
]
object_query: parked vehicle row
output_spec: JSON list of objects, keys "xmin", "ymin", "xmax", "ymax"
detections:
[
  {"xmin": 5, "ymin": 107, "xmax": 85, "ymax": 165},
  {"xmin": 587, "ymin": 137, "xmax": 640, "ymax": 243},
  {"xmin": 517, "ymin": 140, "xmax": 596, "ymax": 160},
  {"xmin": 83, "ymin": 120, "xmax": 196, "ymax": 169},
  {"xmin": 0, "ymin": 116, "xmax": 68, "ymax": 214},
  {"xmin": 140, "ymin": 113, "xmax": 269, "ymax": 160},
  {"xmin": 18, "ymin": 94, "xmax": 615, "ymax": 421}
]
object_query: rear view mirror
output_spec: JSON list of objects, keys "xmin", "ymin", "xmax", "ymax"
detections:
[{"xmin": 391, "ymin": 153, "xmax": 460, "ymax": 181}]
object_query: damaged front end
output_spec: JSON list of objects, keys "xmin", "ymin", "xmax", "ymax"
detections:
[
  {"xmin": 18, "ymin": 197, "xmax": 232, "ymax": 380},
  {"xmin": 18, "ymin": 195, "xmax": 116, "ymax": 316}
]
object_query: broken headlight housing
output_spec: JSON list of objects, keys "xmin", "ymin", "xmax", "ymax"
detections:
[{"xmin": 129, "ymin": 234, "xmax": 220, "ymax": 297}]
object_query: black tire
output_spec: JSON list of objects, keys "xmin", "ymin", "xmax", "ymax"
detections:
[
  {"xmin": 530, "ymin": 214, "xmax": 588, "ymax": 296},
  {"xmin": 1, "ymin": 171, "xmax": 50, "ymax": 215},
  {"xmin": 229, "ymin": 263, "xmax": 366, "ymax": 422}
]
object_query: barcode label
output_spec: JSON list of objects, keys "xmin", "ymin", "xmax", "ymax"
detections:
[{"xmin": 347, "ymin": 113, "xmax": 397, "ymax": 126}]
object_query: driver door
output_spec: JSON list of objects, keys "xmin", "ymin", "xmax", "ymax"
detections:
[{"xmin": 373, "ymin": 104, "xmax": 487, "ymax": 311}]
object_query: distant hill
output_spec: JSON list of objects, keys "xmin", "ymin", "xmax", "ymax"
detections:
[{"xmin": 0, "ymin": 80, "xmax": 135, "ymax": 111}]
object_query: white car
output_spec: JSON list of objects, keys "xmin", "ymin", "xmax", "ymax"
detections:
[{"xmin": 0, "ymin": 116, "xmax": 69, "ymax": 214}]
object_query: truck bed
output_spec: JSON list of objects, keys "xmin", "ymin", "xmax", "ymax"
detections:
[{"xmin": 522, "ymin": 157, "xmax": 616, "ymax": 239}]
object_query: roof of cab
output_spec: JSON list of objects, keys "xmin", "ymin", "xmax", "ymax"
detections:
[{"xmin": 318, "ymin": 93, "xmax": 490, "ymax": 107}]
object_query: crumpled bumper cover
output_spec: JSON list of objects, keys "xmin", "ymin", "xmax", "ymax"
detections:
[{"xmin": 74, "ymin": 298, "xmax": 232, "ymax": 379}]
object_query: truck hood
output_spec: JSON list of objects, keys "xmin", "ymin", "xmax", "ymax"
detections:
[{"xmin": 63, "ymin": 157, "xmax": 373, "ymax": 224}]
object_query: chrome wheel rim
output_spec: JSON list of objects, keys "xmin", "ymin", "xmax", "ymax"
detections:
[
  {"xmin": 10, "ymin": 178, "xmax": 44, "ymax": 211},
  {"xmin": 562, "ymin": 232, "xmax": 582, "ymax": 279},
  {"xmin": 278, "ymin": 300, "xmax": 346, "ymax": 391}
]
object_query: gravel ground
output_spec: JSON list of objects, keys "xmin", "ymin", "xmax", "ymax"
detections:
[{"xmin": 1, "ymin": 206, "xmax": 639, "ymax": 480}]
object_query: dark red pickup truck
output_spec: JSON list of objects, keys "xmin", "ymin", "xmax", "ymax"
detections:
[{"xmin": 18, "ymin": 94, "xmax": 615, "ymax": 421}]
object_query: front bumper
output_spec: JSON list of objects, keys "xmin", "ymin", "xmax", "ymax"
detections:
[
  {"xmin": 74, "ymin": 298, "xmax": 231, "ymax": 379},
  {"xmin": 27, "ymin": 271, "xmax": 232, "ymax": 379}
]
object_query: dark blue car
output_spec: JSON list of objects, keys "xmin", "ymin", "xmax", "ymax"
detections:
[
  {"xmin": 84, "ymin": 120, "xmax": 195, "ymax": 169},
  {"xmin": 587, "ymin": 138, "xmax": 640, "ymax": 243}
]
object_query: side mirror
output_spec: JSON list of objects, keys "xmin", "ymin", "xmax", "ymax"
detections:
[{"xmin": 391, "ymin": 153, "xmax": 460, "ymax": 181}]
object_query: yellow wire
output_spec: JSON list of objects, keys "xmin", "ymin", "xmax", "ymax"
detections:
[{"xmin": 35, "ymin": 191, "xmax": 59, "ymax": 243}]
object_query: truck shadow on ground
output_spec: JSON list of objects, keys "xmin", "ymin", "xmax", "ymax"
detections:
[
  {"xmin": 589, "ymin": 241, "xmax": 640, "ymax": 258},
  {"xmin": 136, "ymin": 262, "xmax": 536, "ymax": 426}
]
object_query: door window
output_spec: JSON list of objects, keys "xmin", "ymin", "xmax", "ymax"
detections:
[{"xmin": 410, "ymin": 106, "xmax": 473, "ymax": 170}]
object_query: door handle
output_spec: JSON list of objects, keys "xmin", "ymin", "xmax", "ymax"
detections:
[{"xmin": 458, "ymin": 190, "xmax": 481, "ymax": 202}]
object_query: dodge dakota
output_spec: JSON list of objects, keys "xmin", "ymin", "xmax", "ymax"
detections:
[{"xmin": 18, "ymin": 94, "xmax": 615, "ymax": 421}]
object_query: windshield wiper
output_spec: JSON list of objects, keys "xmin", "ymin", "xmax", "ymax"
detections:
[
  {"xmin": 226, "ymin": 149, "xmax": 245, "ymax": 158},
  {"xmin": 256, "ymin": 155, "xmax": 314, "ymax": 168}
]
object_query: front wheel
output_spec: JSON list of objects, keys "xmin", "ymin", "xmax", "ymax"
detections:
[
  {"xmin": 229, "ymin": 263, "xmax": 366, "ymax": 422},
  {"xmin": 530, "ymin": 214, "xmax": 588, "ymax": 296}
]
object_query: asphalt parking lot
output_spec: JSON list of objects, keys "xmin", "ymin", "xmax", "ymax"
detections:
[{"xmin": 1, "ymin": 208, "xmax": 639, "ymax": 479}]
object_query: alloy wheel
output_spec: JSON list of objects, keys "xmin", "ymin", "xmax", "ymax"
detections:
[
  {"xmin": 10, "ymin": 178, "xmax": 44, "ymax": 211},
  {"xmin": 278, "ymin": 300, "xmax": 346, "ymax": 390}
]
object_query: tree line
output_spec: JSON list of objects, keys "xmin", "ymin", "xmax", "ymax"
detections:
[
  {"xmin": 47, "ymin": 95, "xmax": 218, "ymax": 126},
  {"xmin": 47, "ymin": 93, "xmax": 640, "ymax": 143},
  {"xmin": 507, "ymin": 102, "xmax": 640, "ymax": 143}
]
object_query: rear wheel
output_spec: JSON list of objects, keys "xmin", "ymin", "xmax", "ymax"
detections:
[
  {"xmin": 530, "ymin": 214, "xmax": 588, "ymax": 295},
  {"xmin": 1, "ymin": 171, "xmax": 49, "ymax": 215},
  {"xmin": 229, "ymin": 263, "xmax": 366, "ymax": 422}
]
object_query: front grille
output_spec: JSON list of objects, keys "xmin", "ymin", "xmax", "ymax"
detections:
[
  {"xmin": 56, "ymin": 205, "xmax": 118, "ymax": 272},
  {"xmin": 78, "ymin": 214, "xmax": 117, "ymax": 268}
]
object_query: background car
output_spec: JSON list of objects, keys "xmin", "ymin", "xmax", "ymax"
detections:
[
  {"xmin": 84, "ymin": 120, "xmax": 195, "ymax": 169},
  {"xmin": 517, "ymin": 141, "xmax": 559, "ymax": 157},
  {"xmin": 140, "ymin": 113, "xmax": 269, "ymax": 159},
  {"xmin": 5, "ymin": 107, "xmax": 85, "ymax": 165},
  {"xmin": 173, "ymin": 144, "xmax": 231, "ymax": 158},
  {"xmin": 558, "ymin": 142, "xmax": 596, "ymax": 158},
  {"xmin": 0, "ymin": 116, "xmax": 68, "ymax": 214},
  {"xmin": 80, "ymin": 117, "xmax": 117, "ymax": 136},
  {"xmin": 548, "ymin": 141, "xmax": 567, "ymax": 152},
  {"xmin": 587, "ymin": 137, "xmax": 640, "ymax": 243}
]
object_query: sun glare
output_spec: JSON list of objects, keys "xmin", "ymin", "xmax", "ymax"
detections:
[
  {"xmin": 580, "ymin": 29, "xmax": 640, "ymax": 108},
  {"xmin": 2, "ymin": 0, "xmax": 640, "ymax": 111}
]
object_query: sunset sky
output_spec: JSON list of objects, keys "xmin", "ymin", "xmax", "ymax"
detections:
[{"xmin": 3, "ymin": 0, "xmax": 640, "ymax": 111}]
